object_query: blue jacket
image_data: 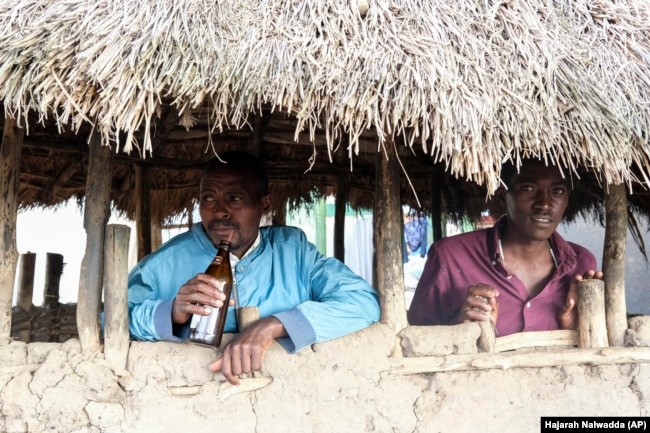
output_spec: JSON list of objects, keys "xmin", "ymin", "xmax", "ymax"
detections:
[{"xmin": 127, "ymin": 224, "xmax": 380, "ymax": 352}]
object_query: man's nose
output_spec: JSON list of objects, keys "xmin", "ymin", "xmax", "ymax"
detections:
[
  {"xmin": 534, "ymin": 190, "xmax": 552, "ymax": 208},
  {"xmin": 213, "ymin": 200, "xmax": 230, "ymax": 218}
]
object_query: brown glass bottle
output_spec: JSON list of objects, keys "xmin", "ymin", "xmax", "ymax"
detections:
[{"xmin": 188, "ymin": 240, "xmax": 233, "ymax": 348}]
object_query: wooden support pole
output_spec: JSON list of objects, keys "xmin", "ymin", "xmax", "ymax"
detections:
[
  {"xmin": 603, "ymin": 183, "xmax": 627, "ymax": 346},
  {"xmin": 17, "ymin": 253, "xmax": 36, "ymax": 311},
  {"xmin": 44, "ymin": 253, "xmax": 64, "ymax": 309},
  {"xmin": 237, "ymin": 306, "xmax": 260, "ymax": 332},
  {"xmin": 334, "ymin": 173, "xmax": 348, "ymax": 262},
  {"xmin": 477, "ymin": 321, "xmax": 496, "ymax": 352},
  {"xmin": 77, "ymin": 131, "xmax": 112, "ymax": 354},
  {"xmin": 187, "ymin": 204, "xmax": 194, "ymax": 230},
  {"xmin": 246, "ymin": 111, "xmax": 269, "ymax": 158},
  {"xmin": 577, "ymin": 279, "xmax": 608, "ymax": 349},
  {"xmin": 0, "ymin": 117, "xmax": 24, "ymax": 346},
  {"xmin": 246, "ymin": 111, "xmax": 278, "ymax": 225},
  {"xmin": 151, "ymin": 220, "xmax": 162, "ymax": 252},
  {"xmin": 373, "ymin": 142, "xmax": 407, "ymax": 354},
  {"xmin": 430, "ymin": 167, "xmax": 444, "ymax": 242},
  {"xmin": 135, "ymin": 164, "xmax": 152, "ymax": 261},
  {"xmin": 151, "ymin": 207, "xmax": 163, "ymax": 252},
  {"xmin": 16, "ymin": 253, "xmax": 36, "ymax": 342},
  {"xmin": 103, "ymin": 224, "xmax": 131, "ymax": 370},
  {"xmin": 315, "ymin": 197, "xmax": 327, "ymax": 255},
  {"xmin": 273, "ymin": 200, "xmax": 286, "ymax": 226},
  {"xmin": 44, "ymin": 253, "xmax": 64, "ymax": 342}
]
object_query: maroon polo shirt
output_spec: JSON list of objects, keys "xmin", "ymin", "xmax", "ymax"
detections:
[{"xmin": 407, "ymin": 219, "xmax": 597, "ymax": 336}]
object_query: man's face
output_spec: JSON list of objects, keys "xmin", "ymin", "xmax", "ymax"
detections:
[
  {"xmin": 199, "ymin": 167, "xmax": 272, "ymax": 258},
  {"xmin": 504, "ymin": 162, "xmax": 570, "ymax": 242}
]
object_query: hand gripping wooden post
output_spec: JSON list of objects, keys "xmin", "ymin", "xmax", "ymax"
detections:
[
  {"xmin": 478, "ymin": 320, "xmax": 497, "ymax": 352},
  {"xmin": 577, "ymin": 279, "xmax": 609, "ymax": 348},
  {"xmin": 103, "ymin": 224, "xmax": 131, "ymax": 370}
]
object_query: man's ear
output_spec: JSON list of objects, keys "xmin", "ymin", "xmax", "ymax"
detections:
[{"xmin": 261, "ymin": 194, "xmax": 274, "ymax": 214}]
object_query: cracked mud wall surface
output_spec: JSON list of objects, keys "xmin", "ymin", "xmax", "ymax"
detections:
[{"xmin": 1, "ymin": 323, "xmax": 649, "ymax": 433}]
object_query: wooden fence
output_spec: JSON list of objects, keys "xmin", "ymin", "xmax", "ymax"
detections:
[
  {"xmin": 9, "ymin": 225, "xmax": 130, "ymax": 371},
  {"xmin": 10, "ymin": 223, "xmax": 613, "ymax": 366}
]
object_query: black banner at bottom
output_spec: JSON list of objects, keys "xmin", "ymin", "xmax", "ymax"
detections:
[{"xmin": 541, "ymin": 417, "xmax": 648, "ymax": 432}]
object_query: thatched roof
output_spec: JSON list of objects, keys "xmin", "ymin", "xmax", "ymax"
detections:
[{"xmin": 2, "ymin": 0, "xmax": 650, "ymax": 222}]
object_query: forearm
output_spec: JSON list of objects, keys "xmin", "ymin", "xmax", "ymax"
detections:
[{"xmin": 129, "ymin": 298, "xmax": 181, "ymax": 341}]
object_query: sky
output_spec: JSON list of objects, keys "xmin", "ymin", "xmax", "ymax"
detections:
[{"xmin": 13, "ymin": 200, "xmax": 136, "ymax": 305}]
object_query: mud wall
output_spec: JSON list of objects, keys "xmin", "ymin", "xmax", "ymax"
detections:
[{"xmin": 1, "ymin": 322, "xmax": 649, "ymax": 433}]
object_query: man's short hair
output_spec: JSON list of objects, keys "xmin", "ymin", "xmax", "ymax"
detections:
[
  {"xmin": 499, "ymin": 158, "xmax": 568, "ymax": 190},
  {"xmin": 203, "ymin": 151, "xmax": 269, "ymax": 196}
]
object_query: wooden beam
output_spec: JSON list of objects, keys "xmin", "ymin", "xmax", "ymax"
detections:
[
  {"xmin": 22, "ymin": 141, "xmax": 206, "ymax": 170},
  {"xmin": 495, "ymin": 330, "xmax": 578, "ymax": 352},
  {"xmin": 603, "ymin": 183, "xmax": 627, "ymax": 346},
  {"xmin": 77, "ymin": 131, "xmax": 112, "ymax": 353},
  {"xmin": 41, "ymin": 160, "xmax": 82, "ymax": 203},
  {"xmin": 373, "ymin": 140, "xmax": 407, "ymax": 353},
  {"xmin": 0, "ymin": 117, "xmax": 24, "ymax": 345},
  {"xmin": 387, "ymin": 346, "xmax": 650, "ymax": 375}
]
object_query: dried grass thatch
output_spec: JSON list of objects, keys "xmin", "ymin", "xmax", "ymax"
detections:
[{"xmin": 1, "ymin": 0, "xmax": 650, "ymax": 217}]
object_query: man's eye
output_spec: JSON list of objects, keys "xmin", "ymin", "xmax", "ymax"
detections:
[
  {"xmin": 553, "ymin": 188, "xmax": 567, "ymax": 195},
  {"xmin": 202, "ymin": 196, "xmax": 215, "ymax": 202}
]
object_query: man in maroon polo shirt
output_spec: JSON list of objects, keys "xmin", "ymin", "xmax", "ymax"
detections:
[{"xmin": 407, "ymin": 158, "xmax": 603, "ymax": 336}]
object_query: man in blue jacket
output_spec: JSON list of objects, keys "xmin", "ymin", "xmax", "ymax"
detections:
[{"xmin": 127, "ymin": 151, "xmax": 380, "ymax": 385}]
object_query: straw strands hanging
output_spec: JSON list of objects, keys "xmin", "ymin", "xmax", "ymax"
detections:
[{"xmin": 0, "ymin": 0, "xmax": 649, "ymax": 192}]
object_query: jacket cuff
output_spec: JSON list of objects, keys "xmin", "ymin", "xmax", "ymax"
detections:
[
  {"xmin": 273, "ymin": 308, "xmax": 316, "ymax": 353},
  {"xmin": 155, "ymin": 298, "xmax": 188, "ymax": 341}
]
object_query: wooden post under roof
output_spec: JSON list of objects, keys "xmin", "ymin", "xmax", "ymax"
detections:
[
  {"xmin": 151, "ymin": 206, "xmax": 163, "ymax": 252},
  {"xmin": 0, "ymin": 117, "xmax": 23, "ymax": 346},
  {"xmin": 247, "ymin": 111, "xmax": 269, "ymax": 158},
  {"xmin": 77, "ymin": 131, "xmax": 112, "ymax": 353},
  {"xmin": 430, "ymin": 166, "xmax": 444, "ymax": 242},
  {"xmin": 247, "ymin": 111, "xmax": 280, "ymax": 225},
  {"xmin": 315, "ymin": 197, "xmax": 327, "ymax": 255},
  {"xmin": 333, "ymin": 148, "xmax": 349, "ymax": 261},
  {"xmin": 603, "ymin": 183, "xmax": 628, "ymax": 346},
  {"xmin": 273, "ymin": 202, "xmax": 286, "ymax": 226},
  {"xmin": 373, "ymin": 141, "xmax": 407, "ymax": 355},
  {"xmin": 135, "ymin": 163, "xmax": 152, "ymax": 261},
  {"xmin": 334, "ymin": 170, "xmax": 348, "ymax": 262}
]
